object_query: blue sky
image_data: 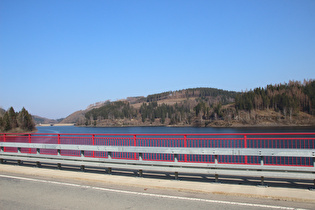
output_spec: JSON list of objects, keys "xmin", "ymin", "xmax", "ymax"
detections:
[{"xmin": 1, "ymin": 0, "xmax": 314, "ymax": 119}]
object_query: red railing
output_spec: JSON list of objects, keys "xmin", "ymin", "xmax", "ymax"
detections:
[{"xmin": 1, "ymin": 133, "xmax": 315, "ymax": 167}]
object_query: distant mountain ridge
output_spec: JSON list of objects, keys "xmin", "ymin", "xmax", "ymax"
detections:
[{"xmin": 32, "ymin": 115, "xmax": 64, "ymax": 125}]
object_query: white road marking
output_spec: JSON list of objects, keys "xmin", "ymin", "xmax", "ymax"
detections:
[{"xmin": 0, "ymin": 174, "xmax": 306, "ymax": 210}]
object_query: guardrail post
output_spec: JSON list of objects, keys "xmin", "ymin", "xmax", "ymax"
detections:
[
  {"xmin": 81, "ymin": 150, "xmax": 85, "ymax": 158},
  {"xmin": 215, "ymin": 174, "xmax": 219, "ymax": 183},
  {"xmin": 17, "ymin": 147, "xmax": 22, "ymax": 165},
  {"xmin": 260, "ymin": 155, "xmax": 264, "ymax": 166},
  {"xmin": 138, "ymin": 170, "xmax": 143, "ymax": 177},
  {"xmin": 107, "ymin": 167, "xmax": 112, "ymax": 175},
  {"xmin": 139, "ymin": 153, "xmax": 143, "ymax": 161},
  {"xmin": 108, "ymin": 151, "xmax": 112, "ymax": 159},
  {"xmin": 57, "ymin": 149, "xmax": 61, "ymax": 156},
  {"xmin": 244, "ymin": 135, "xmax": 248, "ymax": 164},
  {"xmin": 174, "ymin": 172, "xmax": 179, "ymax": 180},
  {"xmin": 214, "ymin": 155, "xmax": 218, "ymax": 164},
  {"xmin": 258, "ymin": 176, "xmax": 268, "ymax": 187},
  {"xmin": 17, "ymin": 147, "xmax": 23, "ymax": 165},
  {"xmin": 174, "ymin": 154, "xmax": 178, "ymax": 162}
]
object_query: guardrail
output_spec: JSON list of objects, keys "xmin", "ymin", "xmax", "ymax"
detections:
[{"xmin": 0, "ymin": 133, "xmax": 315, "ymax": 186}]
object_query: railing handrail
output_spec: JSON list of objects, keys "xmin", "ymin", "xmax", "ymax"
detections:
[{"xmin": 1, "ymin": 132, "xmax": 315, "ymax": 137}]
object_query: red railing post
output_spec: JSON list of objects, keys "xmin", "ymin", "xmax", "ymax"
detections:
[
  {"xmin": 28, "ymin": 134, "xmax": 31, "ymax": 153},
  {"xmin": 92, "ymin": 134, "xmax": 95, "ymax": 158},
  {"xmin": 134, "ymin": 135, "xmax": 137, "ymax": 160},
  {"xmin": 58, "ymin": 134, "xmax": 60, "ymax": 144},
  {"xmin": 184, "ymin": 134, "xmax": 187, "ymax": 162},
  {"xmin": 3, "ymin": 134, "xmax": 6, "ymax": 152},
  {"xmin": 244, "ymin": 135, "xmax": 248, "ymax": 164}
]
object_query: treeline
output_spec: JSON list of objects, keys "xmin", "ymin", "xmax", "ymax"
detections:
[
  {"xmin": 0, "ymin": 107, "xmax": 35, "ymax": 132},
  {"xmin": 144, "ymin": 88, "xmax": 238, "ymax": 103},
  {"xmin": 235, "ymin": 80, "xmax": 315, "ymax": 116},
  {"xmin": 184, "ymin": 88, "xmax": 238, "ymax": 99},
  {"xmin": 146, "ymin": 91, "xmax": 172, "ymax": 102}
]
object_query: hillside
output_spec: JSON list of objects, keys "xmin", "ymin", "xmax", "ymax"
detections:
[
  {"xmin": 60, "ymin": 110, "xmax": 86, "ymax": 124},
  {"xmin": 59, "ymin": 100, "xmax": 112, "ymax": 124},
  {"xmin": 61, "ymin": 81, "xmax": 315, "ymax": 127}
]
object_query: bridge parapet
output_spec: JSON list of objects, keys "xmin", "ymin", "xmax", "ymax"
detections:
[{"xmin": 1, "ymin": 133, "xmax": 315, "ymax": 186}]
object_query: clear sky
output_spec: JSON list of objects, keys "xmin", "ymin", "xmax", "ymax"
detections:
[{"xmin": 1, "ymin": 0, "xmax": 314, "ymax": 119}]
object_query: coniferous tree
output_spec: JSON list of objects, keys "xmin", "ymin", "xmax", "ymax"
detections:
[
  {"xmin": 17, "ymin": 107, "xmax": 35, "ymax": 131},
  {"xmin": 2, "ymin": 112, "xmax": 11, "ymax": 131},
  {"xmin": 8, "ymin": 107, "xmax": 18, "ymax": 129}
]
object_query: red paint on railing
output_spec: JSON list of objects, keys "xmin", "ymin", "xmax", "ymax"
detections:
[
  {"xmin": 244, "ymin": 135, "xmax": 248, "ymax": 164},
  {"xmin": 184, "ymin": 134, "xmax": 187, "ymax": 162},
  {"xmin": 92, "ymin": 134, "xmax": 95, "ymax": 158},
  {"xmin": 1, "ymin": 133, "xmax": 315, "ymax": 166}
]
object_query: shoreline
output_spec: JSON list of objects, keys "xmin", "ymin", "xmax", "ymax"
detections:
[
  {"xmin": 76, "ymin": 124, "xmax": 315, "ymax": 129},
  {"xmin": 36, "ymin": 123, "xmax": 75, "ymax": 127}
]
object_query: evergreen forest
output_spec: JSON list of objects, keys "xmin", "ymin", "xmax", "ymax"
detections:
[
  {"xmin": 235, "ymin": 80, "xmax": 315, "ymax": 116},
  {"xmin": 0, "ymin": 107, "xmax": 36, "ymax": 132}
]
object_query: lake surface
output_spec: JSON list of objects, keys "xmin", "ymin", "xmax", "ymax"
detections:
[{"xmin": 36, "ymin": 125, "xmax": 315, "ymax": 134}]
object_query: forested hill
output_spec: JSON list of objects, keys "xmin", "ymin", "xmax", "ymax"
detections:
[
  {"xmin": 73, "ymin": 87, "xmax": 238, "ymax": 126},
  {"xmin": 66, "ymin": 81, "xmax": 315, "ymax": 127}
]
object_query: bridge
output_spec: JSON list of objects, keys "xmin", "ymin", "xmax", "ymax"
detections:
[{"xmin": 1, "ymin": 133, "xmax": 315, "ymax": 187}]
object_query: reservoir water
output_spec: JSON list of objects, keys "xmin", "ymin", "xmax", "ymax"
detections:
[{"xmin": 36, "ymin": 125, "xmax": 315, "ymax": 134}]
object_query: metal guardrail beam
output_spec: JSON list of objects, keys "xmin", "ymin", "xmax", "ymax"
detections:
[
  {"xmin": 1, "ymin": 151, "xmax": 315, "ymax": 172},
  {"xmin": 1, "ymin": 142, "xmax": 315, "ymax": 157},
  {"xmin": 1, "ymin": 153, "xmax": 315, "ymax": 181}
]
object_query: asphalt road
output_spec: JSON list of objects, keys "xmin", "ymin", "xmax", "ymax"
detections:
[{"xmin": 0, "ymin": 172, "xmax": 314, "ymax": 210}]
